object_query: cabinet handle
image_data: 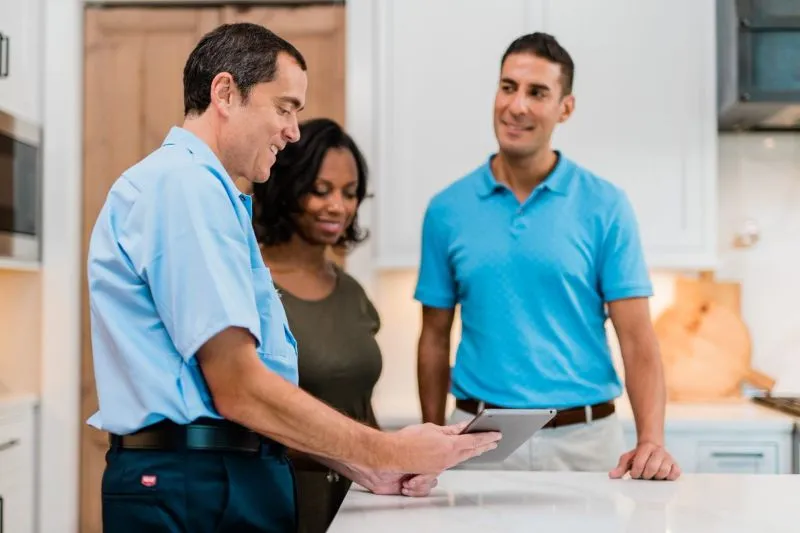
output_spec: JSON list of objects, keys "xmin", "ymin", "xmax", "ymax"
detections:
[
  {"xmin": 0, "ymin": 438, "xmax": 19, "ymax": 452},
  {"xmin": 1, "ymin": 494, "xmax": 3, "ymax": 533},
  {"xmin": 711, "ymin": 451, "xmax": 764, "ymax": 459},
  {"xmin": 0, "ymin": 33, "xmax": 8, "ymax": 78}
]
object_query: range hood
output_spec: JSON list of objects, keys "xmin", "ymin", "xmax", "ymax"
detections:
[{"xmin": 717, "ymin": 0, "xmax": 800, "ymax": 131}]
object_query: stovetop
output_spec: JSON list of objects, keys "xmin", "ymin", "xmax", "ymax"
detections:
[{"xmin": 752, "ymin": 396, "xmax": 800, "ymax": 418}]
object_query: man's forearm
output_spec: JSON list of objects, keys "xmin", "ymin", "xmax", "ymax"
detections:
[
  {"xmin": 622, "ymin": 343, "xmax": 666, "ymax": 446},
  {"xmin": 418, "ymin": 336, "xmax": 451, "ymax": 425},
  {"xmin": 213, "ymin": 352, "xmax": 396, "ymax": 470}
]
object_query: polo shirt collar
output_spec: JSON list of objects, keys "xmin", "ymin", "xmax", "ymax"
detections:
[{"xmin": 476, "ymin": 151, "xmax": 573, "ymax": 198}]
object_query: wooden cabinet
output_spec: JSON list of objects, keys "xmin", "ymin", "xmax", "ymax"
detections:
[
  {"xmin": 0, "ymin": 398, "xmax": 36, "ymax": 533},
  {"xmin": 0, "ymin": 0, "xmax": 42, "ymax": 124},
  {"xmin": 358, "ymin": 0, "xmax": 717, "ymax": 270}
]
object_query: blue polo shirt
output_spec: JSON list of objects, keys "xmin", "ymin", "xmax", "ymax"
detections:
[
  {"xmin": 414, "ymin": 153, "xmax": 653, "ymax": 409},
  {"xmin": 86, "ymin": 127, "xmax": 298, "ymax": 435}
]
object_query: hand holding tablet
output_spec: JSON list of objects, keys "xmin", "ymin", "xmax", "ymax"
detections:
[{"xmin": 459, "ymin": 408, "xmax": 557, "ymax": 465}]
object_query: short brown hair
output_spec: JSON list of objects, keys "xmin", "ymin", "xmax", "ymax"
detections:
[{"xmin": 501, "ymin": 32, "xmax": 574, "ymax": 95}]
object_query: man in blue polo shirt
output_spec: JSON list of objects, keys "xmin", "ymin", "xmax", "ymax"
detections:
[{"xmin": 415, "ymin": 32, "xmax": 680, "ymax": 481}]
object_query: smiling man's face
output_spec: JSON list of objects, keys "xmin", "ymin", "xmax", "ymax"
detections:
[
  {"xmin": 219, "ymin": 52, "xmax": 308, "ymax": 184},
  {"xmin": 493, "ymin": 53, "xmax": 574, "ymax": 159}
]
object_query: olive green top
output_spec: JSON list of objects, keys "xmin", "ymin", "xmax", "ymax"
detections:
[{"xmin": 276, "ymin": 268, "xmax": 383, "ymax": 428}]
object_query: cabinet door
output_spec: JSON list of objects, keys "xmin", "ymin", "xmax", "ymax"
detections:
[
  {"xmin": 0, "ymin": 0, "xmax": 41, "ymax": 123},
  {"xmin": 0, "ymin": 478, "xmax": 34, "ymax": 533},
  {"xmin": 373, "ymin": 0, "xmax": 540, "ymax": 267},
  {"xmin": 545, "ymin": 0, "xmax": 717, "ymax": 269},
  {"xmin": 0, "ymin": 408, "xmax": 35, "ymax": 533}
]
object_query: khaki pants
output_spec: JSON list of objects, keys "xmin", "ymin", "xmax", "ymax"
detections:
[{"xmin": 449, "ymin": 407, "xmax": 626, "ymax": 472}]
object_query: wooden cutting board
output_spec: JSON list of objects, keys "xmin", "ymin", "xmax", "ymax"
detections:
[{"xmin": 654, "ymin": 272, "xmax": 775, "ymax": 402}]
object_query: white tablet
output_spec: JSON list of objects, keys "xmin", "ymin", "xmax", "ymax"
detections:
[{"xmin": 459, "ymin": 408, "xmax": 557, "ymax": 465}]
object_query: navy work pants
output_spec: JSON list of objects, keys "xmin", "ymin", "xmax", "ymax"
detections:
[{"xmin": 101, "ymin": 445, "xmax": 297, "ymax": 532}]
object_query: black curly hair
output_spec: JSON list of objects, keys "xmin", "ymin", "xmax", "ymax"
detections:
[{"xmin": 252, "ymin": 117, "xmax": 369, "ymax": 249}]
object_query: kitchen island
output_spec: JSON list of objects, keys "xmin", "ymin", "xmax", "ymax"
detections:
[{"xmin": 329, "ymin": 470, "xmax": 799, "ymax": 532}]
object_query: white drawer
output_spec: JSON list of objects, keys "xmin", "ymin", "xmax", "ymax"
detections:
[
  {"xmin": 622, "ymin": 425, "xmax": 794, "ymax": 474},
  {"xmin": 695, "ymin": 441, "xmax": 779, "ymax": 474},
  {"xmin": 0, "ymin": 407, "xmax": 35, "ymax": 476}
]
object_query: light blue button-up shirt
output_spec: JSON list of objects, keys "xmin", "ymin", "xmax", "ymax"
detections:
[
  {"xmin": 87, "ymin": 127, "xmax": 298, "ymax": 435},
  {"xmin": 414, "ymin": 153, "xmax": 653, "ymax": 409}
]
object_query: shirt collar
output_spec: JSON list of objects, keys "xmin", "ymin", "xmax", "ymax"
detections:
[
  {"xmin": 475, "ymin": 151, "xmax": 574, "ymax": 198},
  {"xmin": 161, "ymin": 126, "xmax": 231, "ymax": 182},
  {"xmin": 161, "ymin": 126, "xmax": 253, "ymax": 214}
]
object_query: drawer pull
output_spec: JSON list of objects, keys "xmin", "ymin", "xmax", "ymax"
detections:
[
  {"xmin": 710, "ymin": 451, "xmax": 764, "ymax": 459},
  {"xmin": 0, "ymin": 33, "xmax": 8, "ymax": 78},
  {"xmin": 0, "ymin": 438, "xmax": 19, "ymax": 452}
]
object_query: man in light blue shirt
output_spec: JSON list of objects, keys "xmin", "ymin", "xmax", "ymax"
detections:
[
  {"xmin": 88, "ymin": 23, "xmax": 499, "ymax": 533},
  {"xmin": 416, "ymin": 32, "xmax": 680, "ymax": 481}
]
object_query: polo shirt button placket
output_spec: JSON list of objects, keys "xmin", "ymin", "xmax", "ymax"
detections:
[{"xmin": 511, "ymin": 207, "xmax": 527, "ymax": 237}]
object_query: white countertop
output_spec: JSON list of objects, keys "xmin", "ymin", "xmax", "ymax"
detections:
[{"xmin": 330, "ymin": 470, "xmax": 800, "ymax": 532}]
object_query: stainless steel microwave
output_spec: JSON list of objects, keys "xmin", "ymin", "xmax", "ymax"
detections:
[{"xmin": 0, "ymin": 108, "xmax": 41, "ymax": 262}]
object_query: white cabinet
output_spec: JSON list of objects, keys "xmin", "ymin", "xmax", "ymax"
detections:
[
  {"xmin": 0, "ymin": 0, "xmax": 42, "ymax": 124},
  {"xmin": 622, "ymin": 427, "xmax": 795, "ymax": 475},
  {"xmin": 370, "ymin": 0, "xmax": 541, "ymax": 268},
  {"xmin": 545, "ymin": 0, "xmax": 717, "ymax": 269},
  {"xmin": 357, "ymin": 0, "xmax": 717, "ymax": 270},
  {"xmin": 620, "ymin": 402, "xmax": 796, "ymax": 475},
  {"xmin": 0, "ymin": 399, "xmax": 36, "ymax": 533}
]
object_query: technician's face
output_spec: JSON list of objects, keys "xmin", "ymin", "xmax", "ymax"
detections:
[
  {"xmin": 493, "ymin": 53, "xmax": 574, "ymax": 159},
  {"xmin": 218, "ymin": 52, "xmax": 308, "ymax": 183}
]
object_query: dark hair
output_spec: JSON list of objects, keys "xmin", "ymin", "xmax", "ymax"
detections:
[
  {"xmin": 183, "ymin": 23, "xmax": 307, "ymax": 116},
  {"xmin": 252, "ymin": 118, "xmax": 369, "ymax": 249},
  {"xmin": 501, "ymin": 32, "xmax": 574, "ymax": 96}
]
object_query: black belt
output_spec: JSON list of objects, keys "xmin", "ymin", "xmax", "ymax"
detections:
[
  {"xmin": 455, "ymin": 399, "xmax": 615, "ymax": 429},
  {"xmin": 109, "ymin": 418, "xmax": 283, "ymax": 454}
]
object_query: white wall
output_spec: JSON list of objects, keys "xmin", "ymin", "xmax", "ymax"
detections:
[{"xmin": 362, "ymin": 132, "xmax": 800, "ymax": 424}]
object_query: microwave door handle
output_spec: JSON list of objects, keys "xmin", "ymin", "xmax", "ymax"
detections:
[
  {"xmin": 0, "ymin": 33, "xmax": 8, "ymax": 78},
  {"xmin": 2, "ymin": 34, "xmax": 8, "ymax": 78}
]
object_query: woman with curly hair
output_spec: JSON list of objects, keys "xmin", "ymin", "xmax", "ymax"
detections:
[{"xmin": 251, "ymin": 117, "xmax": 382, "ymax": 533}]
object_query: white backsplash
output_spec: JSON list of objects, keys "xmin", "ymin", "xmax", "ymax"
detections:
[
  {"xmin": 716, "ymin": 132, "xmax": 800, "ymax": 395},
  {"xmin": 368, "ymin": 132, "xmax": 800, "ymax": 422}
]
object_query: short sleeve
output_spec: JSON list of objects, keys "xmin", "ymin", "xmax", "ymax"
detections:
[
  {"xmin": 598, "ymin": 191, "xmax": 654, "ymax": 302},
  {"xmin": 122, "ymin": 166, "xmax": 261, "ymax": 361},
  {"xmin": 413, "ymin": 201, "xmax": 457, "ymax": 309}
]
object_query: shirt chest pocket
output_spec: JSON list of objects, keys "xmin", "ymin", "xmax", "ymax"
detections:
[{"xmin": 251, "ymin": 266, "xmax": 298, "ymax": 362}]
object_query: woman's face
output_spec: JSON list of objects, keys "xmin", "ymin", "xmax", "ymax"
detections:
[{"xmin": 295, "ymin": 147, "xmax": 360, "ymax": 246}]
